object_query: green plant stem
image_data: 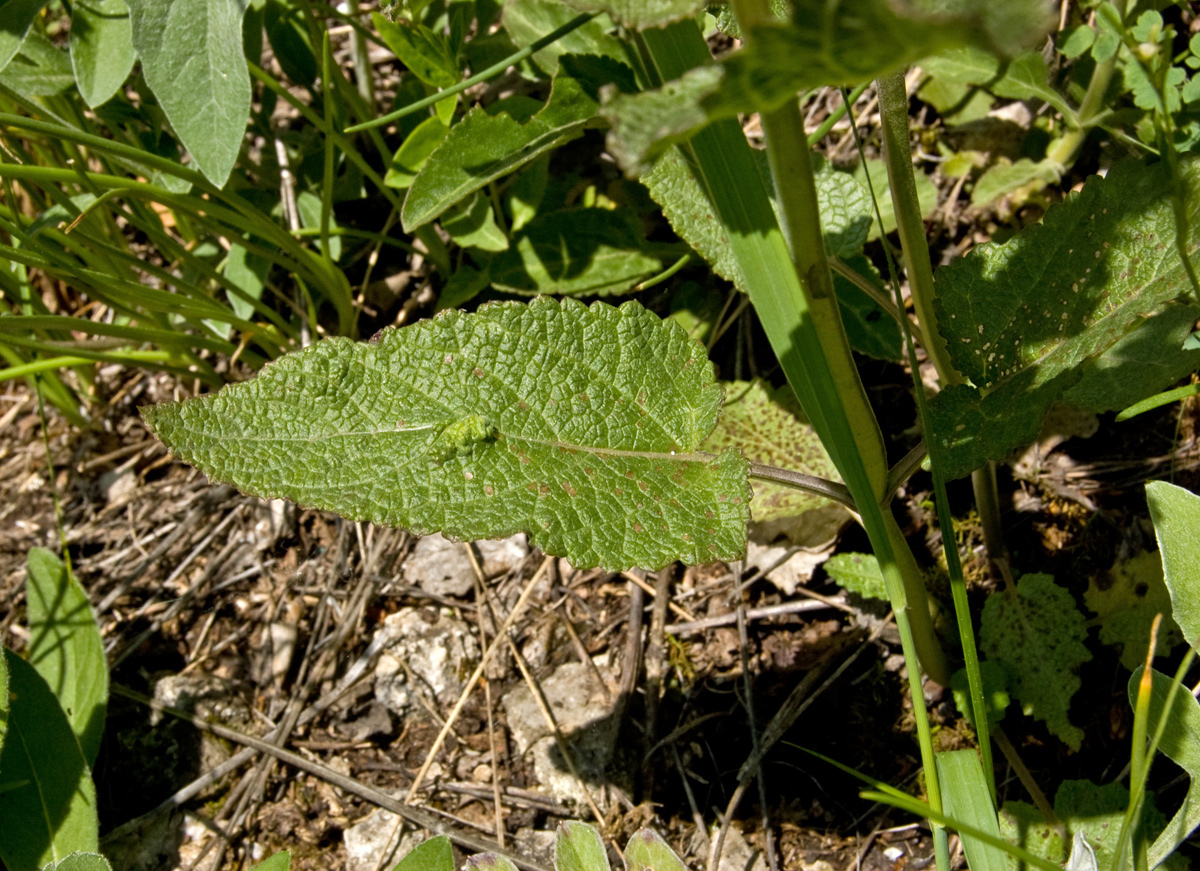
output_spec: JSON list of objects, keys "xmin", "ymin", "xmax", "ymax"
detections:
[
  {"xmin": 875, "ymin": 74, "xmax": 995, "ymax": 806},
  {"xmin": 1045, "ymin": 53, "xmax": 1117, "ymax": 170},
  {"xmin": 345, "ymin": 12, "xmax": 599, "ymax": 134},
  {"xmin": 806, "ymin": 82, "xmax": 871, "ymax": 146}
]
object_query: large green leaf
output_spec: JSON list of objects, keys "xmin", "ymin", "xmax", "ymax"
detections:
[
  {"xmin": 144, "ymin": 298, "xmax": 751, "ymax": 571},
  {"xmin": 401, "ymin": 71, "xmax": 602, "ymax": 231},
  {"xmin": 69, "ymin": 0, "xmax": 135, "ymax": 107},
  {"xmin": 603, "ymin": 0, "xmax": 1052, "ymax": 173},
  {"xmin": 487, "ymin": 207, "xmax": 665, "ymax": 296},
  {"xmin": 929, "ymin": 157, "xmax": 1200, "ymax": 480},
  {"xmin": 25, "ymin": 547, "xmax": 108, "ymax": 767},
  {"xmin": 0, "ymin": 0, "xmax": 46, "ymax": 73},
  {"xmin": 701, "ymin": 380, "xmax": 840, "ymax": 522},
  {"xmin": 1145, "ymin": 481, "xmax": 1200, "ymax": 649},
  {"xmin": 0, "ymin": 650, "xmax": 99, "ymax": 871},
  {"xmin": 1130, "ymin": 667, "xmax": 1200, "ymax": 869},
  {"xmin": 127, "ymin": 0, "xmax": 251, "ymax": 186},
  {"xmin": 980, "ymin": 574, "xmax": 1091, "ymax": 750},
  {"xmin": 0, "ymin": 31, "xmax": 75, "ymax": 97}
]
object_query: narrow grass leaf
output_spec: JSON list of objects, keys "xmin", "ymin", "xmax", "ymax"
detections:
[
  {"xmin": 127, "ymin": 0, "xmax": 250, "ymax": 185},
  {"xmin": 930, "ymin": 157, "xmax": 1200, "ymax": 479},
  {"xmin": 556, "ymin": 821, "xmax": 609, "ymax": 871},
  {"xmin": 401, "ymin": 72, "xmax": 600, "ymax": 231},
  {"xmin": 144, "ymin": 297, "xmax": 751, "ymax": 571},
  {"xmin": 0, "ymin": 649, "xmax": 99, "ymax": 871},
  {"xmin": 1128, "ymin": 667, "xmax": 1200, "ymax": 868},
  {"xmin": 1145, "ymin": 480, "xmax": 1200, "ymax": 647},
  {"xmin": 390, "ymin": 836, "xmax": 452, "ymax": 871},
  {"xmin": 68, "ymin": 0, "xmax": 134, "ymax": 107},
  {"xmin": 25, "ymin": 548, "xmax": 108, "ymax": 767},
  {"xmin": 937, "ymin": 750, "xmax": 1006, "ymax": 871}
]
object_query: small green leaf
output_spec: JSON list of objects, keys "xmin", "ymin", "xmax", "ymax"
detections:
[
  {"xmin": 556, "ymin": 821, "xmax": 609, "ymax": 871},
  {"xmin": 68, "ymin": 0, "xmax": 134, "ymax": 107},
  {"xmin": 0, "ymin": 650, "xmax": 99, "ymax": 871},
  {"xmin": 999, "ymin": 800, "xmax": 1065, "ymax": 869},
  {"xmin": 373, "ymin": 13, "xmax": 458, "ymax": 88},
  {"xmin": 391, "ymin": 836, "xmax": 453, "ymax": 871},
  {"xmin": 823, "ymin": 552, "xmax": 887, "ymax": 600},
  {"xmin": 144, "ymin": 298, "xmax": 751, "ymax": 571},
  {"xmin": 223, "ymin": 244, "xmax": 268, "ymax": 322},
  {"xmin": 402, "ymin": 72, "xmax": 600, "ymax": 231},
  {"xmin": 441, "ymin": 192, "xmax": 509, "ymax": 253},
  {"xmin": 930, "ymin": 156, "xmax": 1200, "ymax": 480},
  {"xmin": 488, "ymin": 208, "xmax": 663, "ymax": 296},
  {"xmin": 1129, "ymin": 667, "xmax": 1200, "ymax": 868},
  {"xmin": 0, "ymin": 0, "xmax": 46, "ymax": 73},
  {"xmin": 971, "ymin": 158, "xmax": 1060, "ymax": 207},
  {"xmin": 44, "ymin": 853, "xmax": 113, "ymax": 871},
  {"xmin": 920, "ymin": 45, "xmax": 1001, "ymax": 85},
  {"xmin": 501, "ymin": 0, "xmax": 626, "ymax": 76},
  {"xmin": 385, "ymin": 115, "xmax": 451, "ymax": 190},
  {"xmin": 623, "ymin": 829, "xmax": 687, "ymax": 871},
  {"xmin": 991, "ymin": 51, "xmax": 1075, "ymax": 121},
  {"xmin": 25, "ymin": 547, "xmax": 108, "ymax": 766},
  {"xmin": 296, "ymin": 192, "xmax": 342, "ymax": 260},
  {"xmin": 980, "ymin": 574, "xmax": 1091, "ymax": 750},
  {"xmin": 127, "ymin": 0, "xmax": 251, "ymax": 186},
  {"xmin": 0, "ymin": 31, "xmax": 75, "ymax": 97},
  {"xmin": 1058, "ymin": 24, "xmax": 1095, "ymax": 59},
  {"xmin": 701, "ymin": 380, "xmax": 841, "ymax": 522},
  {"xmin": 465, "ymin": 855, "xmax": 518, "ymax": 871},
  {"xmin": 937, "ymin": 750, "xmax": 1006, "ymax": 871},
  {"xmin": 264, "ymin": 0, "xmax": 316, "ymax": 87},
  {"xmin": 250, "ymin": 852, "xmax": 291, "ymax": 871}
]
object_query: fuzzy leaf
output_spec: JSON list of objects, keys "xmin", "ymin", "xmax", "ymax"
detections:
[
  {"xmin": 44, "ymin": 854, "xmax": 113, "ymax": 871},
  {"xmin": 1130, "ymin": 667, "xmax": 1200, "ymax": 869},
  {"xmin": 823, "ymin": 552, "xmax": 887, "ymax": 600},
  {"xmin": 603, "ymin": 0, "xmax": 1052, "ymax": 173},
  {"xmin": 1146, "ymin": 480, "xmax": 1200, "ymax": 650},
  {"xmin": 68, "ymin": 0, "xmax": 134, "ymax": 108},
  {"xmin": 980, "ymin": 573, "xmax": 1091, "ymax": 750},
  {"xmin": 1054, "ymin": 780, "xmax": 1178, "ymax": 871},
  {"xmin": 25, "ymin": 548, "xmax": 108, "ymax": 766},
  {"xmin": 127, "ymin": 0, "xmax": 250, "ymax": 186},
  {"xmin": 624, "ymin": 829, "xmax": 687, "ymax": 871},
  {"xmin": 929, "ymin": 156, "xmax": 1200, "ymax": 480},
  {"xmin": 556, "ymin": 822, "xmax": 609, "ymax": 871},
  {"xmin": 1084, "ymin": 550, "xmax": 1181, "ymax": 670},
  {"xmin": 0, "ymin": 650, "xmax": 99, "ymax": 871},
  {"xmin": 701, "ymin": 380, "xmax": 840, "ymax": 522},
  {"xmin": 402, "ymin": 72, "xmax": 600, "ymax": 231},
  {"xmin": 144, "ymin": 298, "xmax": 750, "ymax": 571},
  {"xmin": 999, "ymin": 800, "xmax": 1063, "ymax": 869}
]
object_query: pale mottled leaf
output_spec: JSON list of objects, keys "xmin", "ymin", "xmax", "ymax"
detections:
[
  {"xmin": 702, "ymin": 380, "xmax": 839, "ymax": 522},
  {"xmin": 144, "ymin": 298, "xmax": 750, "ymax": 571},
  {"xmin": 1146, "ymin": 480, "xmax": 1200, "ymax": 653},
  {"xmin": 980, "ymin": 574, "xmax": 1091, "ymax": 750},
  {"xmin": 929, "ymin": 156, "xmax": 1200, "ymax": 480}
]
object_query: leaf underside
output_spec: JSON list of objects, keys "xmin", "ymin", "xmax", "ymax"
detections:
[
  {"xmin": 930, "ymin": 156, "xmax": 1200, "ymax": 479},
  {"xmin": 144, "ymin": 298, "xmax": 751, "ymax": 571}
]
